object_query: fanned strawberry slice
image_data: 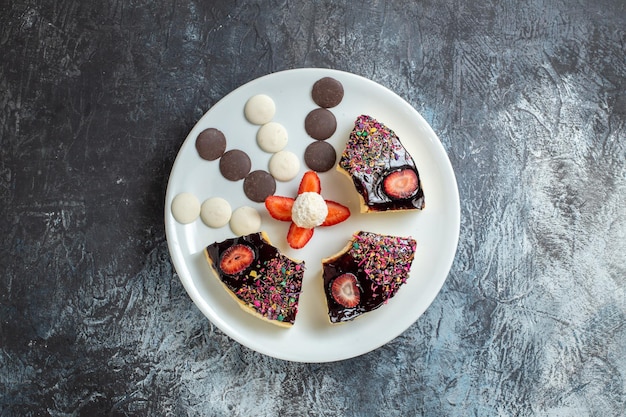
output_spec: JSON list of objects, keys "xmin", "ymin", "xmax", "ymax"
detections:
[
  {"xmin": 263, "ymin": 170, "xmax": 351, "ymax": 249},
  {"xmin": 321, "ymin": 200, "xmax": 350, "ymax": 226},
  {"xmin": 287, "ymin": 223, "xmax": 314, "ymax": 249},
  {"xmin": 265, "ymin": 196, "xmax": 295, "ymax": 222},
  {"xmin": 298, "ymin": 170, "xmax": 321, "ymax": 194}
]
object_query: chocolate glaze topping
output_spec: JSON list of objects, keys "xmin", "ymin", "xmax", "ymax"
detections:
[
  {"xmin": 339, "ymin": 115, "xmax": 425, "ymax": 211},
  {"xmin": 206, "ymin": 232, "xmax": 305, "ymax": 325},
  {"xmin": 322, "ymin": 231, "xmax": 416, "ymax": 323}
]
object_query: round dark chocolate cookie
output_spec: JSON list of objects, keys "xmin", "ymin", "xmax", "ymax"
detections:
[
  {"xmin": 304, "ymin": 141, "xmax": 337, "ymax": 172},
  {"xmin": 304, "ymin": 108, "xmax": 337, "ymax": 140},
  {"xmin": 219, "ymin": 149, "xmax": 251, "ymax": 181},
  {"xmin": 312, "ymin": 77, "xmax": 344, "ymax": 108},
  {"xmin": 196, "ymin": 128, "xmax": 226, "ymax": 161},
  {"xmin": 243, "ymin": 170, "xmax": 276, "ymax": 202}
]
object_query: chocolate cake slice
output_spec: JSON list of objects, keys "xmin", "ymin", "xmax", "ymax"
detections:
[
  {"xmin": 205, "ymin": 232, "xmax": 305, "ymax": 327},
  {"xmin": 321, "ymin": 231, "xmax": 417, "ymax": 323},
  {"xmin": 338, "ymin": 115, "xmax": 425, "ymax": 212}
]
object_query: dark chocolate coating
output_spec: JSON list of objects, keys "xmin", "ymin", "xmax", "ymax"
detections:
[
  {"xmin": 304, "ymin": 141, "xmax": 337, "ymax": 172},
  {"xmin": 196, "ymin": 128, "xmax": 226, "ymax": 160},
  {"xmin": 205, "ymin": 233, "xmax": 303, "ymax": 325},
  {"xmin": 219, "ymin": 149, "xmax": 251, "ymax": 181},
  {"xmin": 322, "ymin": 232, "xmax": 415, "ymax": 323},
  {"xmin": 243, "ymin": 170, "xmax": 276, "ymax": 202},
  {"xmin": 312, "ymin": 77, "xmax": 344, "ymax": 108},
  {"xmin": 352, "ymin": 166, "xmax": 425, "ymax": 212},
  {"xmin": 339, "ymin": 116, "xmax": 425, "ymax": 211},
  {"xmin": 322, "ymin": 253, "xmax": 372, "ymax": 322},
  {"xmin": 304, "ymin": 108, "xmax": 337, "ymax": 140}
]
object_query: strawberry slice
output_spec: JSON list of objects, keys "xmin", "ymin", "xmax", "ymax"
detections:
[
  {"xmin": 321, "ymin": 200, "xmax": 350, "ymax": 226},
  {"xmin": 265, "ymin": 196, "xmax": 294, "ymax": 222},
  {"xmin": 297, "ymin": 170, "xmax": 321, "ymax": 195},
  {"xmin": 382, "ymin": 168, "xmax": 419, "ymax": 200},
  {"xmin": 286, "ymin": 223, "xmax": 314, "ymax": 249},
  {"xmin": 331, "ymin": 273, "xmax": 360, "ymax": 308},
  {"xmin": 219, "ymin": 244, "xmax": 255, "ymax": 275}
]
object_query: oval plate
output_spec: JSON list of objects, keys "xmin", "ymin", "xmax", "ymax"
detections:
[{"xmin": 165, "ymin": 68, "xmax": 460, "ymax": 362}]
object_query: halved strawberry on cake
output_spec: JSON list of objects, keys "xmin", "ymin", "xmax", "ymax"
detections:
[{"xmin": 338, "ymin": 115, "xmax": 425, "ymax": 212}]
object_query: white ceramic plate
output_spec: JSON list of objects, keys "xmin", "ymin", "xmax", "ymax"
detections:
[{"xmin": 165, "ymin": 68, "xmax": 460, "ymax": 362}]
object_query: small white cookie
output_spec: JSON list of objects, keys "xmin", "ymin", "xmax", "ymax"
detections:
[
  {"xmin": 257, "ymin": 122, "xmax": 288, "ymax": 153},
  {"xmin": 269, "ymin": 150, "xmax": 300, "ymax": 182},
  {"xmin": 230, "ymin": 206, "xmax": 262, "ymax": 236},
  {"xmin": 200, "ymin": 197, "xmax": 232, "ymax": 228},
  {"xmin": 244, "ymin": 94, "xmax": 275, "ymax": 125},
  {"xmin": 171, "ymin": 192, "xmax": 200, "ymax": 224}
]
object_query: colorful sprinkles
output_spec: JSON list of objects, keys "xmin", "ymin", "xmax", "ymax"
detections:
[
  {"xmin": 322, "ymin": 231, "xmax": 417, "ymax": 323},
  {"xmin": 205, "ymin": 232, "xmax": 305, "ymax": 326},
  {"xmin": 234, "ymin": 255, "xmax": 303, "ymax": 323},
  {"xmin": 339, "ymin": 115, "xmax": 425, "ymax": 211},
  {"xmin": 352, "ymin": 232, "xmax": 416, "ymax": 295},
  {"xmin": 340, "ymin": 115, "xmax": 406, "ymax": 176}
]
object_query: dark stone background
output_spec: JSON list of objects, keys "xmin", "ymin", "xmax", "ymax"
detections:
[{"xmin": 1, "ymin": 0, "xmax": 624, "ymax": 415}]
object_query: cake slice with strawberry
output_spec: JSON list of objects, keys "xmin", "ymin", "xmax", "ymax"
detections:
[
  {"xmin": 204, "ymin": 232, "xmax": 305, "ymax": 327},
  {"xmin": 338, "ymin": 115, "xmax": 425, "ymax": 212},
  {"xmin": 321, "ymin": 231, "xmax": 417, "ymax": 323}
]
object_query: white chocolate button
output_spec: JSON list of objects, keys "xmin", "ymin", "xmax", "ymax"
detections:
[
  {"xmin": 230, "ymin": 206, "xmax": 262, "ymax": 236},
  {"xmin": 269, "ymin": 150, "xmax": 300, "ymax": 182},
  {"xmin": 244, "ymin": 94, "xmax": 275, "ymax": 125},
  {"xmin": 257, "ymin": 122, "xmax": 288, "ymax": 153},
  {"xmin": 171, "ymin": 192, "xmax": 200, "ymax": 224},
  {"xmin": 200, "ymin": 197, "xmax": 232, "ymax": 228}
]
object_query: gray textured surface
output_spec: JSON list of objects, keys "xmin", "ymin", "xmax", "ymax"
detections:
[{"xmin": 1, "ymin": 0, "xmax": 625, "ymax": 415}]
